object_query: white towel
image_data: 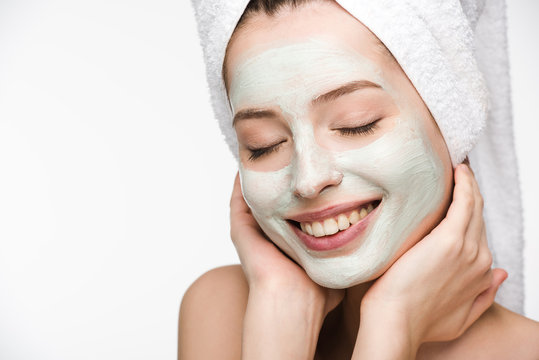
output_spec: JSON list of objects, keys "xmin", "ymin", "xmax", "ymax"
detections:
[{"xmin": 191, "ymin": 0, "xmax": 524, "ymax": 314}]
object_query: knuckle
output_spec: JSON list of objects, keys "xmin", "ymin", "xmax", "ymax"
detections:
[
  {"xmin": 476, "ymin": 194, "xmax": 484, "ymax": 211},
  {"xmin": 478, "ymin": 250, "xmax": 493, "ymax": 270},
  {"xmin": 444, "ymin": 234, "xmax": 465, "ymax": 258},
  {"xmin": 464, "ymin": 241, "xmax": 480, "ymax": 262}
]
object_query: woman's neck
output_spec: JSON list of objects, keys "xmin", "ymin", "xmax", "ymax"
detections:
[
  {"xmin": 341, "ymin": 281, "xmax": 373, "ymax": 345},
  {"xmin": 317, "ymin": 280, "xmax": 374, "ymax": 359}
]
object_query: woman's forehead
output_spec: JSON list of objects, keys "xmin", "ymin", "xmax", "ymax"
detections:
[
  {"xmin": 228, "ymin": 37, "xmax": 388, "ymax": 112},
  {"xmin": 224, "ymin": 1, "xmax": 390, "ymax": 89}
]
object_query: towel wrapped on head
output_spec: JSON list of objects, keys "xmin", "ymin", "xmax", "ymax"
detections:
[{"xmin": 191, "ymin": 0, "xmax": 524, "ymax": 314}]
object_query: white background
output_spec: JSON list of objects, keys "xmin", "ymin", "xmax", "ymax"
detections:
[{"xmin": 0, "ymin": 1, "xmax": 537, "ymax": 359}]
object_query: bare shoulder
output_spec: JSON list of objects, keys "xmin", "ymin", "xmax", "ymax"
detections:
[
  {"xmin": 178, "ymin": 264, "xmax": 249, "ymax": 360},
  {"xmin": 418, "ymin": 303, "xmax": 539, "ymax": 360},
  {"xmin": 491, "ymin": 304, "xmax": 539, "ymax": 358}
]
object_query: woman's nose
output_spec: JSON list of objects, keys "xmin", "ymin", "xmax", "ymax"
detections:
[{"xmin": 293, "ymin": 146, "xmax": 343, "ymax": 199}]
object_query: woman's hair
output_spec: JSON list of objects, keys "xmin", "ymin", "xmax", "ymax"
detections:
[
  {"xmin": 222, "ymin": 0, "xmax": 395, "ymax": 91},
  {"xmin": 223, "ymin": 0, "xmax": 325, "ymax": 90},
  {"xmin": 237, "ymin": 0, "xmax": 324, "ymax": 28}
]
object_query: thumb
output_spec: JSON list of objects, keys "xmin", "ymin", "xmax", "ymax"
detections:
[
  {"xmin": 491, "ymin": 268, "xmax": 508, "ymax": 288},
  {"xmin": 463, "ymin": 268, "xmax": 508, "ymax": 330}
]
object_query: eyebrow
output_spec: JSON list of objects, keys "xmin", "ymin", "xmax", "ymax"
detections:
[
  {"xmin": 311, "ymin": 80, "xmax": 382, "ymax": 105},
  {"xmin": 232, "ymin": 80, "xmax": 382, "ymax": 126},
  {"xmin": 232, "ymin": 108, "xmax": 279, "ymax": 126}
]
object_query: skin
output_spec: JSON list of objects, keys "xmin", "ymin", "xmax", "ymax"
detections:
[
  {"xmin": 178, "ymin": 1, "xmax": 539, "ymax": 359},
  {"xmin": 225, "ymin": 0, "xmax": 458, "ymax": 348},
  {"xmin": 226, "ymin": 1, "xmax": 455, "ymax": 290},
  {"xmin": 231, "ymin": 36, "xmax": 450, "ymax": 289}
]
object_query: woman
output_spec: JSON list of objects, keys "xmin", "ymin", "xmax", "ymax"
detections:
[{"xmin": 180, "ymin": 0, "xmax": 539, "ymax": 358}]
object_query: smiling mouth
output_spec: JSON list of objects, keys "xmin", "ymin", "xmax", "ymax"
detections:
[{"xmin": 288, "ymin": 200, "xmax": 381, "ymax": 237}]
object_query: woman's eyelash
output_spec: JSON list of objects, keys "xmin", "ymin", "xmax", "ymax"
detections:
[
  {"xmin": 248, "ymin": 140, "xmax": 286, "ymax": 161},
  {"xmin": 336, "ymin": 120, "xmax": 379, "ymax": 136},
  {"xmin": 246, "ymin": 121, "xmax": 379, "ymax": 161}
]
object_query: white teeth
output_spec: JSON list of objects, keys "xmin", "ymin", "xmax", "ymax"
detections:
[
  {"xmin": 323, "ymin": 218, "xmax": 339, "ymax": 236},
  {"xmin": 359, "ymin": 208, "xmax": 368, "ymax": 219},
  {"xmin": 349, "ymin": 210, "xmax": 360, "ymax": 225},
  {"xmin": 312, "ymin": 222, "xmax": 325, "ymax": 237},
  {"xmin": 337, "ymin": 214, "xmax": 350, "ymax": 230},
  {"xmin": 297, "ymin": 202, "xmax": 378, "ymax": 237},
  {"xmin": 305, "ymin": 223, "xmax": 313, "ymax": 236}
]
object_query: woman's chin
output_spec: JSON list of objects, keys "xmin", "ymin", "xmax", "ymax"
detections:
[{"xmin": 303, "ymin": 262, "xmax": 386, "ymax": 289}]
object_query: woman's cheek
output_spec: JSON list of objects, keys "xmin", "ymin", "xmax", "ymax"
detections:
[
  {"xmin": 238, "ymin": 163, "xmax": 300, "ymax": 258},
  {"xmin": 238, "ymin": 162, "xmax": 295, "ymax": 221}
]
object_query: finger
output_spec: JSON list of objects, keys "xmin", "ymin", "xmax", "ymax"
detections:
[
  {"xmin": 464, "ymin": 220, "xmax": 488, "ymax": 266},
  {"xmin": 229, "ymin": 173, "xmax": 262, "ymax": 242},
  {"xmin": 462, "ymin": 268, "xmax": 507, "ymax": 331},
  {"xmin": 475, "ymin": 226, "xmax": 493, "ymax": 272},
  {"xmin": 441, "ymin": 164, "xmax": 474, "ymax": 237},
  {"xmin": 230, "ymin": 172, "xmax": 247, "ymax": 211},
  {"xmin": 230, "ymin": 173, "xmax": 258, "ymax": 227},
  {"xmin": 463, "ymin": 163, "xmax": 486, "ymax": 248},
  {"xmin": 457, "ymin": 261, "xmax": 492, "ymax": 303}
]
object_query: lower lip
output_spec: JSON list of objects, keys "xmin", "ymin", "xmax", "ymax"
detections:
[{"xmin": 290, "ymin": 204, "xmax": 380, "ymax": 252}]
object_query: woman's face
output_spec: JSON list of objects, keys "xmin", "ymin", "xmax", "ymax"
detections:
[{"xmin": 225, "ymin": 1, "xmax": 454, "ymax": 288}]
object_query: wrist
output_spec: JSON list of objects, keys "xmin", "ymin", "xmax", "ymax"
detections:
[
  {"xmin": 242, "ymin": 285, "xmax": 325, "ymax": 360},
  {"xmin": 250, "ymin": 278, "xmax": 327, "ymax": 317},
  {"xmin": 351, "ymin": 301, "xmax": 421, "ymax": 360}
]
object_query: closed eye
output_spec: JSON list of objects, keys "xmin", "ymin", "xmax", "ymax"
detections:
[
  {"xmin": 248, "ymin": 140, "xmax": 287, "ymax": 161},
  {"xmin": 335, "ymin": 120, "xmax": 379, "ymax": 136}
]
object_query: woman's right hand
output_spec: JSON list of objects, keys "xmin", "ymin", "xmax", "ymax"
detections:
[
  {"xmin": 353, "ymin": 163, "xmax": 507, "ymax": 359},
  {"xmin": 230, "ymin": 173, "xmax": 344, "ymax": 359}
]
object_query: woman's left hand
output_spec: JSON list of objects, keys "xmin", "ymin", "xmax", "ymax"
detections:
[{"xmin": 352, "ymin": 163, "xmax": 507, "ymax": 359}]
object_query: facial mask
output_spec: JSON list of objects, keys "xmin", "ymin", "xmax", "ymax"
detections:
[{"xmin": 229, "ymin": 37, "xmax": 446, "ymax": 288}]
